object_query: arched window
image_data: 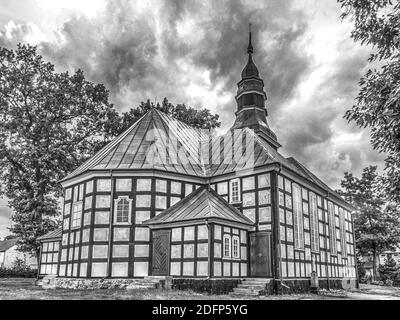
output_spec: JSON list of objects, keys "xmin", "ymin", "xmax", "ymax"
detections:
[{"xmin": 114, "ymin": 197, "xmax": 132, "ymax": 224}]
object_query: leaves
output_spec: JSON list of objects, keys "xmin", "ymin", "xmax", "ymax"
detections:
[
  {"xmin": 0, "ymin": 44, "xmax": 118, "ymax": 257},
  {"xmin": 339, "ymin": 0, "xmax": 400, "ymax": 202},
  {"xmin": 0, "ymin": 44, "xmax": 221, "ymax": 258},
  {"xmin": 338, "ymin": 166, "xmax": 400, "ymax": 257}
]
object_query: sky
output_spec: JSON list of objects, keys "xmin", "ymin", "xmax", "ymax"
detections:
[{"xmin": 0, "ymin": 0, "xmax": 387, "ymax": 237}]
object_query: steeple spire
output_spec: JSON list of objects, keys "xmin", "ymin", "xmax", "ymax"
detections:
[
  {"xmin": 247, "ymin": 23, "xmax": 254, "ymax": 54},
  {"xmin": 232, "ymin": 24, "xmax": 281, "ymax": 150}
]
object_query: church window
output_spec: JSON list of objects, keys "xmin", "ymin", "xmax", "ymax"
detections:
[
  {"xmin": 309, "ymin": 193, "xmax": 319, "ymax": 252},
  {"xmin": 339, "ymin": 208, "xmax": 347, "ymax": 257},
  {"xmin": 232, "ymin": 236, "xmax": 240, "ymax": 259},
  {"xmin": 114, "ymin": 197, "xmax": 131, "ymax": 224},
  {"xmin": 328, "ymin": 202, "xmax": 337, "ymax": 255},
  {"xmin": 293, "ymin": 184, "xmax": 304, "ymax": 249},
  {"xmin": 223, "ymin": 235, "xmax": 231, "ymax": 258},
  {"xmin": 71, "ymin": 202, "xmax": 82, "ymax": 229},
  {"xmin": 230, "ymin": 179, "xmax": 241, "ymax": 203}
]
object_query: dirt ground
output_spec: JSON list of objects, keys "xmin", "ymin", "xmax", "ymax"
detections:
[{"xmin": 0, "ymin": 279, "xmax": 399, "ymax": 300}]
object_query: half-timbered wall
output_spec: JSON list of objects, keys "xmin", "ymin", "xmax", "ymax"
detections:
[
  {"xmin": 40, "ymin": 241, "xmax": 60, "ymax": 275},
  {"xmin": 169, "ymin": 224, "xmax": 248, "ymax": 278},
  {"xmin": 213, "ymin": 173, "xmax": 272, "ymax": 232},
  {"xmin": 59, "ymin": 176, "xmax": 200, "ymax": 278},
  {"xmin": 277, "ymin": 174, "xmax": 356, "ymax": 279}
]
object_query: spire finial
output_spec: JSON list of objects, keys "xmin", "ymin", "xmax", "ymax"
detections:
[{"xmin": 247, "ymin": 23, "xmax": 254, "ymax": 54}]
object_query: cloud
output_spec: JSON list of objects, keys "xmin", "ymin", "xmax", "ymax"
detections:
[{"xmin": 0, "ymin": 0, "xmax": 387, "ymax": 192}]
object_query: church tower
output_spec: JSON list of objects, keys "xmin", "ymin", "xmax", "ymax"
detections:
[{"xmin": 232, "ymin": 25, "xmax": 281, "ymax": 150}]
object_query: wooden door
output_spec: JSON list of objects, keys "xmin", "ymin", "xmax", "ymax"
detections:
[
  {"xmin": 152, "ymin": 230, "xmax": 171, "ymax": 276},
  {"xmin": 250, "ymin": 231, "xmax": 272, "ymax": 277}
]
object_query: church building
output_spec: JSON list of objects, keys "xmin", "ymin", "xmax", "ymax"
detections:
[{"xmin": 38, "ymin": 29, "xmax": 358, "ymax": 293}]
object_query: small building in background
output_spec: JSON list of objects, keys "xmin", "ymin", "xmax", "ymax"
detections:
[{"xmin": 0, "ymin": 238, "xmax": 37, "ymax": 269}]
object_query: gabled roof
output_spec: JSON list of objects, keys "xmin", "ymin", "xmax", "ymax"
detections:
[
  {"xmin": 143, "ymin": 187, "xmax": 254, "ymax": 228},
  {"xmin": 0, "ymin": 238, "xmax": 17, "ymax": 252},
  {"xmin": 59, "ymin": 109, "xmax": 350, "ymax": 209},
  {"xmin": 37, "ymin": 228, "xmax": 62, "ymax": 242},
  {"xmin": 61, "ymin": 108, "xmax": 208, "ymax": 181},
  {"xmin": 61, "ymin": 108, "xmax": 314, "ymax": 180}
]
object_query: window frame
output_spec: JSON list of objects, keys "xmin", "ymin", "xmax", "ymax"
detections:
[
  {"xmin": 232, "ymin": 236, "xmax": 240, "ymax": 259},
  {"xmin": 114, "ymin": 196, "xmax": 133, "ymax": 225},
  {"xmin": 293, "ymin": 184, "xmax": 305, "ymax": 250},
  {"xmin": 309, "ymin": 193, "xmax": 319, "ymax": 252},
  {"xmin": 223, "ymin": 235, "xmax": 232, "ymax": 259},
  {"xmin": 229, "ymin": 179, "xmax": 241, "ymax": 204},
  {"xmin": 71, "ymin": 201, "xmax": 83, "ymax": 229},
  {"xmin": 328, "ymin": 202, "xmax": 338, "ymax": 255},
  {"xmin": 339, "ymin": 207, "xmax": 347, "ymax": 258}
]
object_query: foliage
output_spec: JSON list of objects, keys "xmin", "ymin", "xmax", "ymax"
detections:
[
  {"xmin": 0, "ymin": 44, "xmax": 221, "ymax": 259},
  {"xmin": 0, "ymin": 44, "xmax": 119, "ymax": 257},
  {"xmin": 115, "ymin": 97, "xmax": 221, "ymax": 136},
  {"xmin": 0, "ymin": 259, "xmax": 37, "ymax": 278},
  {"xmin": 378, "ymin": 254, "xmax": 400, "ymax": 285},
  {"xmin": 338, "ymin": 166, "xmax": 400, "ymax": 279},
  {"xmin": 338, "ymin": 0, "xmax": 400, "ymax": 202}
]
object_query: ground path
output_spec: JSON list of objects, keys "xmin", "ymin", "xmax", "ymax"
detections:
[{"xmin": 0, "ymin": 279, "xmax": 399, "ymax": 300}]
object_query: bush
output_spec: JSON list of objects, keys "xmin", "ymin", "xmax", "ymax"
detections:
[
  {"xmin": 384, "ymin": 279, "xmax": 393, "ymax": 287},
  {"xmin": 0, "ymin": 259, "xmax": 38, "ymax": 278},
  {"xmin": 378, "ymin": 255, "xmax": 400, "ymax": 286}
]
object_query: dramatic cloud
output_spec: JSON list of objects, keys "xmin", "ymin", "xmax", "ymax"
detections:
[{"xmin": 0, "ymin": 0, "xmax": 387, "ymax": 236}]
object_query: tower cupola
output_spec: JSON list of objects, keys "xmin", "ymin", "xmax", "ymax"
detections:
[{"xmin": 232, "ymin": 24, "xmax": 281, "ymax": 150}]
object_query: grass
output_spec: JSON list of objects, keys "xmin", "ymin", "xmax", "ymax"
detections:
[{"xmin": 0, "ymin": 278, "xmax": 342, "ymax": 300}]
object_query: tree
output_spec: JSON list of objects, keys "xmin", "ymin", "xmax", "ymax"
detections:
[
  {"xmin": 338, "ymin": 0, "xmax": 400, "ymax": 202},
  {"xmin": 0, "ymin": 44, "xmax": 221, "ymax": 263},
  {"xmin": 338, "ymin": 166, "xmax": 400, "ymax": 280},
  {"xmin": 0, "ymin": 44, "xmax": 120, "ymax": 262},
  {"xmin": 114, "ymin": 97, "xmax": 221, "ymax": 136}
]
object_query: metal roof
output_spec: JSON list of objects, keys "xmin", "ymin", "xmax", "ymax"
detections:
[
  {"xmin": 37, "ymin": 228, "xmax": 62, "ymax": 241},
  {"xmin": 143, "ymin": 187, "xmax": 254, "ymax": 227},
  {"xmin": 59, "ymin": 108, "xmax": 349, "ymax": 206}
]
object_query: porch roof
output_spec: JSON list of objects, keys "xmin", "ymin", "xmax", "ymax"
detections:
[
  {"xmin": 37, "ymin": 228, "xmax": 62, "ymax": 242},
  {"xmin": 142, "ymin": 187, "xmax": 254, "ymax": 229}
]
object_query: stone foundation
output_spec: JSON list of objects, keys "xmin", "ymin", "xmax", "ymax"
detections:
[
  {"xmin": 53, "ymin": 278, "xmax": 168, "ymax": 290},
  {"xmin": 172, "ymin": 278, "xmax": 242, "ymax": 295},
  {"xmin": 280, "ymin": 278, "xmax": 357, "ymax": 294}
]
